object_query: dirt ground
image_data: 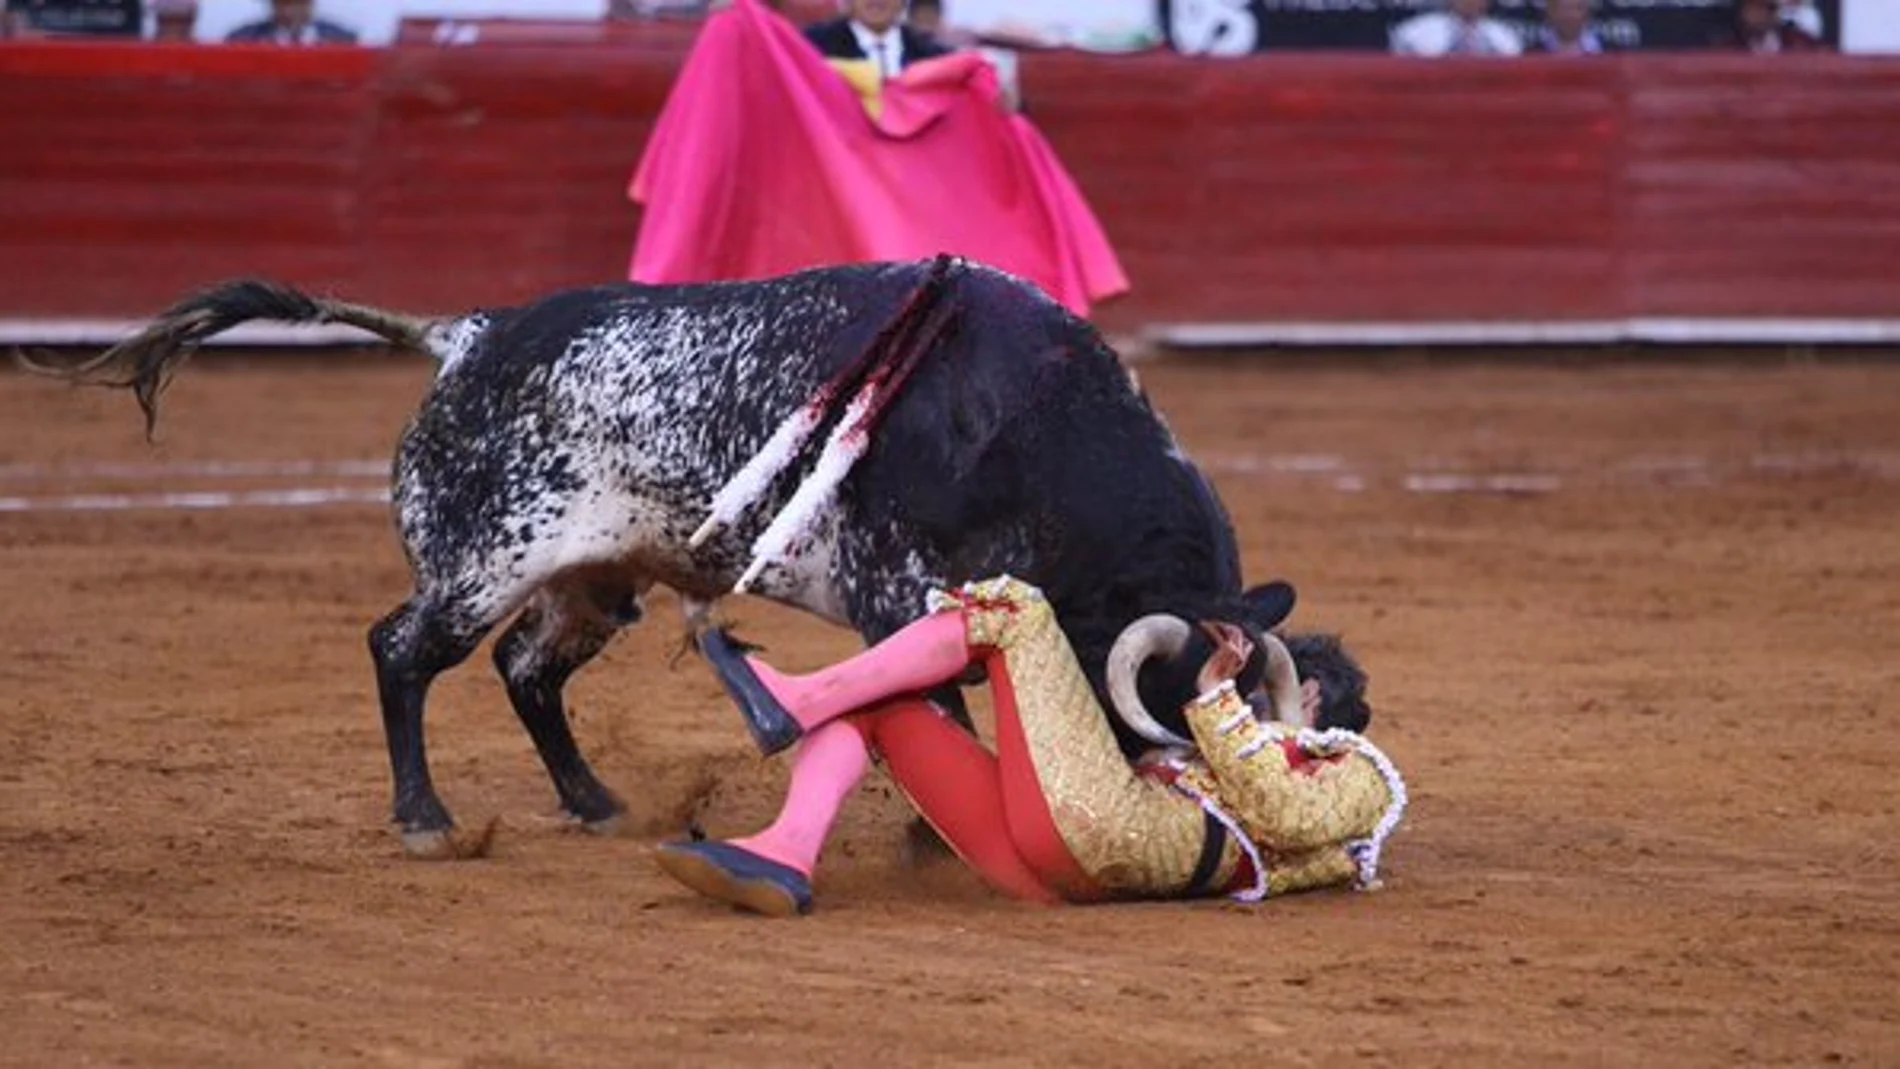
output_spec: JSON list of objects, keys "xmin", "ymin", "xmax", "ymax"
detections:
[{"xmin": 3, "ymin": 351, "xmax": 1898, "ymax": 1068}]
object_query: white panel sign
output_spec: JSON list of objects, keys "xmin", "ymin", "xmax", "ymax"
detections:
[
  {"xmin": 185, "ymin": 0, "xmax": 608, "ymax": 45},
  {"xmin": 940, "ymin": 0, "xmax": 1161, "ymax": 50},
  {"xmin": 1841, "ymin": 0, "xmax": 1900, "ymax": 52}
]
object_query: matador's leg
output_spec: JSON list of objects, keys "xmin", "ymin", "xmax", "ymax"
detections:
[
  {"xmin": 697, "ymin": 608, "xmax": 973, "ymax": 755},
  {"xmin": 854, "ymin": 699, "xmax": 1062, "ymax": 905}
]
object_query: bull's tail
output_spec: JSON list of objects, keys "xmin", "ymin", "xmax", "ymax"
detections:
[{"xmin": 16, "ymin": 280, "xmax": 437, "ymax": 439}]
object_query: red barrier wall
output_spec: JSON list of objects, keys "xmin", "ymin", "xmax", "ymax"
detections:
[{"xmin": 2, "ymin": 41, "xmax": 1897, "ymax": 327}]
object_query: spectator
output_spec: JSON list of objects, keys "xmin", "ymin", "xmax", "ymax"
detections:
[
  {"xmin": 1710, "ymin": 0, "xmax": 1823, "ymax": 51},
  {"xmin": 1390, "ymin": 0, "xmax": 1523, "ymax": 56},
  {"xmin": 902, "ymin": 0, "xmax": 1025, "ymax": 112},
  {"xmin": 644, "ymin": 0, "xmax": 832, "ymax": 17},
  {"xmin": 224, "ymin": 0, "xmax": 357, "ymax": 45},
  {"xmin": 151, "ymin": 0, "xmax": 197, "ymax": 41},
  {"xmin": 1, "ymin": 0, "xmax": 40, "ymax": 38},
  {"xmin": 906, "ymin": 0, "xmax": 972, "ymax": 47},
  {"xmin": 612, "ymin": 0, "xmax": 726, "ymax": 15},
  {"xmin": 804, "ymin": 0, "xmax": 951, "ymax": 81},
  {"xmin": 1526, "ymin": 0, "xmax": 1606, "ymax": 54},
  {"xmin": 1778, "ymin": 0, "xmax": 1824, "ymax": 39}
]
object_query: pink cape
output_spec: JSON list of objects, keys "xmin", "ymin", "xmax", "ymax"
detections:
[{"xmin": 627, "ymin": 0, "xmax": 1128, "ymax": 317}]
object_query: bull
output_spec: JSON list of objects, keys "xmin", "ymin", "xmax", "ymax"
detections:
[{"xmin": 32, "ymin": 255, "xmax": 1369, "ymax": 859}]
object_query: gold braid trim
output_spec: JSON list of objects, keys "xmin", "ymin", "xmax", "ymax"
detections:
[
  {"xmin": 1267, "ymin": 847, "xmax": 1362, "ymax": 896},
  {"xmin": 925, "ymin": 577, "xmax": 1238, "ymax": 898},
  {"xmin": 924, "ymin": 577, "xmax": 1409, "ymax": 902},
  {"xmin": 1183, "ymin": 685, "xmax": 1396, "ymax": 854},
  {"xmin": 1179, "ymin": 683, "xmax": 1408, "ymax": 895}
]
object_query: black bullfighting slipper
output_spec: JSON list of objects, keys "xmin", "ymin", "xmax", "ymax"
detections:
[
  {"xmin": 655, "ymin": 840, "xmax": 814, "ymax": 918},
  {"xmin": 696, "ymin": 627, "xmax": 804, "ymax": 758}
]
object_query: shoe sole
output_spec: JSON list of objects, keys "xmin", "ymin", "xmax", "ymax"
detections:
[{"xmin": 655, "ymin": 846, "xmax": 811, "ymax": 918}]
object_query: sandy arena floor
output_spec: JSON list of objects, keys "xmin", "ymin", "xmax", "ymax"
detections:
[{"xmin": 2, "ymin": 351, "xmax": 1897, "ymax": 1068}]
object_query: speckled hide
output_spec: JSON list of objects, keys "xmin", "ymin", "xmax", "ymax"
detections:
[
  {"xmin": 391, "ymin": 260, "xmax": 1249, "ymax": 652},
  {"xmin": 392, "ymin": 259, "xmax": 976, "ymax": 639}
]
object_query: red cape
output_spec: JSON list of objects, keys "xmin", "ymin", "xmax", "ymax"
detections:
[{"xmin": 628, "ymin": 0, "xmax": 1129, "ymax": 317}]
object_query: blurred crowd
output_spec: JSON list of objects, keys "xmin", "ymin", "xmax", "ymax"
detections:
[
  {"xmin": 1394, "ymin": 0, "xmax": 1827, "ymax": 56},
  {"xmin": 1, "ymin": 0, "xmax": 359, "ymax": 42},
  {"xmin": 0, "ymin": 0, "xmax": 1834, "ymax": 54}
]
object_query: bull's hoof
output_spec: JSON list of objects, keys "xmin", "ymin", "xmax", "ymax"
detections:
[
  {"xmin": 399, "ymin": 817, "xmax": 500, "ymax": 861},
  {"xmin": 401, "ymin": 829, "xmax": 460, "ymax": 860},
  {"xmin": 564, "ymin": 787, "xmax": 626, "ymax": 831},
  {"xmin": 580, "ymin": 812, "xmax": 625, "ymax": 838}
]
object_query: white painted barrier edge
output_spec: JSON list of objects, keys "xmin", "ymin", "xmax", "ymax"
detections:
[{"xmin": 1146, "ymin": 318, "xmax": 1900, "ymax": 348}]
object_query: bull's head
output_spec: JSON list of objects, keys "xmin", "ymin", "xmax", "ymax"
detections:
[{"xmin": 1103, "ymin": 581, "xmax": 1372, "ymax": 749}]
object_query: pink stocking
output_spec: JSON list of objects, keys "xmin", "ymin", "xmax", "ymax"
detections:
[
  {"xmin": 746, "ymin": 610, "xmax": 973, "ymax": 730},
  {"xmin": 729, "ymin": 720, "xmax": 871, "ymax": 877}
]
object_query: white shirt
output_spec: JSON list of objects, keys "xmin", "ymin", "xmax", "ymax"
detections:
[
  {"xmin": 849, "ymin": 20, "xmax": 905, "ymax": 79},
  {"xmin": 1389, "ymin": 12, "xmax": 1523, "ymax": 57},
  {"xmin": 1780, "ymin": 1, "xmax": 1823, "ymax": 38},
  {"xmin": 267, "ymin": 22, "xmax": 320, "ymax": 45},
  {"xmin": 1533, "ymin": 26, "xmax": 1605, "ymax": 54}
]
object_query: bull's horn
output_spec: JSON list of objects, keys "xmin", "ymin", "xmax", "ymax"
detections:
[
  {"xmin": 1257, "ymin": 632, "xmax": 1308, "ymax": 728},
  {"xmin": 1106, "ymin": 614, "xmax": 1195, "ymax": 749}
]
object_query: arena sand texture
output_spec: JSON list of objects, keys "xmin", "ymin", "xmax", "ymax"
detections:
[{"xmin": 3, "ymin": 353, "xmax": 1897, "ymax": 1068}]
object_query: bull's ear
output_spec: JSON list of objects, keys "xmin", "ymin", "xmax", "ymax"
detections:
[{"xmin": 1241, "ymin": 580, "xmax": 1297, "ymax": 632}]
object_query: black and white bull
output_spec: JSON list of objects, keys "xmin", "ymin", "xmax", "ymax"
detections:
[{"xmin": 37, "ymin": 256, "xmax": 1367, "ymax": 858}]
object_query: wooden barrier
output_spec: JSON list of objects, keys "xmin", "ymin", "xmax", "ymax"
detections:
[{"xmin": 1, "ymin": 39, "xmax": 1896, "ymax": 333}]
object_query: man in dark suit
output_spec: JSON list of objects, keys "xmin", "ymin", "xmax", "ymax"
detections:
[
  {"xmin": 1525, "ymin": 0, "xmax": 1609, "ymax": 54},
  {"xmin": 804, "ymin": 0, "xmax": 950, "ymax": 80},
  {"xmin": 224, "ymin": 0, "xmax": 357, "ymax": 45},
  {"xmin": 1709, "ymin": 0, "xmax": 1824, "ymax": 51}
]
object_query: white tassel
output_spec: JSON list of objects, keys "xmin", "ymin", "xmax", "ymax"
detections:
[
  {"xmin": 1174, "ymin": 723, "xmax": 1410, "ymax": 900},
  {"xmin": 732, "ymin": 387, "xmax": 877, "ymax": 594},
  {"xmin": 1337, "ymin": 731, "xmax": 1409, "ymax": 891},
  {"xmin": 1240, "ymin": 723, "xmax": 1410, "ymax": 891},
  {"xmin": 689, "ymin": 402, "xmax": 826, "ymax": 549}
]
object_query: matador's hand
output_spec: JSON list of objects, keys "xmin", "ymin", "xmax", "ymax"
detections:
[{"xmin": 1195, "ymin": 621, "xmax": 1253, "ymax": 694}]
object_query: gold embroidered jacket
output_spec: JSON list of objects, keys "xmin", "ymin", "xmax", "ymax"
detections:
[{"xmin": 933, "ymin": 575, "xmax": 1407, "ymax": 902}]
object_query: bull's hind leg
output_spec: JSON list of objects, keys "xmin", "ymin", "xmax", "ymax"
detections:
[
  {"xmin": 492, "ymin": 581, "xmax": 639, "ymax": 832},
  {"xmin": 369, "ymin": 594, "xmax": 497, "ymax": 858}
]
